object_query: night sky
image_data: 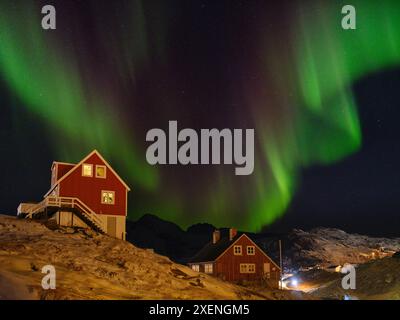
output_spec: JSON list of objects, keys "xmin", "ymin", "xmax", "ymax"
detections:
[{"xmin": 0, "ymin": 0, "xmax": 399, "ymax": 236}]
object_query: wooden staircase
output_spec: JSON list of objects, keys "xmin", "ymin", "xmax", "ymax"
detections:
[{"xmin": 19, "ymin": 196, "xmax": 106, "ymax": 234}]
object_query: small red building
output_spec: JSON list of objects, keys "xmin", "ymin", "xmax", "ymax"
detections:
[
  {"xmin": 18, "ymin": 150, "xmax": 130, "ymax": 240},
  {"xmin": 188, "ymin": 229, "xmax": 281, "ymax": 288}
]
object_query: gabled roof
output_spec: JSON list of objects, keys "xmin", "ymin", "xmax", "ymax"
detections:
[
  {"xmin": 188, "ymin": 232, "xmax": 281, "ymax": 269},
  {"xmin": 44, "ymin": 150, "xmax": 131, "ymax": 197},
  {"xmin": 188, "ymin": 233, "xmax": 242, "ymax": 263}
]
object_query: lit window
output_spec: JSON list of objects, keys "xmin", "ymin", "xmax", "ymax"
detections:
[
  {"xmin": 204, "ymin": 264, "xmax": 213, "ymax": 274},
  {"xmin": 82, "ymin": 164, "xmax": 93, "ymax": 177},
  {"xmin": 96, "ymin": 165, "xmax": 107, "ymax": 178},
  {"xmin": 248, "ymin": 264, "xmax": 256, "ymax": 273},
  {"xmin": 234, "ymin": 245, "xmax": 242, "ymax": 255},
  {"xmin": 191, "ymin": 265, "xmax": 200, "ymax": 272},
  {"xmin": 101, "ymin": 191, "xmax": 115, "ymax": 205},
  {"xmin": 240, "ymin": 264, "xmax": 256, "ymax": 274},
  {"xmin": 247, "ymin": 246, "xmax": 255, "ymax": 255}
]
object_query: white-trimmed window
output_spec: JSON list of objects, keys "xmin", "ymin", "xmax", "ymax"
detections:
[
  {"xmin": 247, "ymin": 246, "xmax": 255, "ymax": 255},
  {"xmin": 233, "ymin": 245, "xmax": 242, "ymax": 255},
  {"xmin": 191, "ymin": 264, "xmax": 200, "ymax": 272},
  {"xmin": 240, "ymin": 264, "xmax": 256, "ymax": 274},
  {"xmin": 101, "ymin": 191, "xmax": 115, "ymax": 205},
  {"xmin": 248, "ymin": 264, "xmax": 256, "ymax": 273},
  {"xmin": 204, "ymin": 263, "xmax": 213, "ymax": 274},
  {"xmin": 82, "ymin": 164, "xmax": 93, "ymax": 177},
  {"xmin": 96, "ymin": 165, "xmax": 107, "ymax": 178}
]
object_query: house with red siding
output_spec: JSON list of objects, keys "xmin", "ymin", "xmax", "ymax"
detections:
[
  {"xmin": 188, "ymin": 229, "xmax": 281, "ymax": 288},
  {"xmin": 17, "ymin": 150, "xmax": 130, "ymax": 240}
]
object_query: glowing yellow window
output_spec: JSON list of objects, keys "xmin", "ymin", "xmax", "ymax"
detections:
[
  {"xmin": 240, "ymin": 264, "xmax": 256, "ymax": 274},
  {"xmin": 191, "ymin": 265, "xmax": 200, "ymax": 272},
  {"xmin": 248, "ymin": 264, "xmax": 256, "ymax": 273},
  {"xmin": 96, "ymin": 165, "xmax": 106, "ymax": 178},
  {"xmin": 101, "ymin": 191, "xmax": 115, "ymax": 205},
  {"xmin": 82, "ymin": 164, "xmax": 93, "ymax": 177},
  {"xmin": 233, "ymin": 245, "xmax": 242, "ymax": 255},
  {"xmin": 204, "ymin": 263, "xmax": 213, "ymax": 274}
]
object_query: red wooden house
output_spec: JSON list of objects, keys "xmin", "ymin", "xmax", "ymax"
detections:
[
  {"xmin": 17, "ymin": 150, "xmax": 130, "ymax": 240},
  {"xmin": 188, "ymin": 229, "xmax": 281, "ymax": 288}
]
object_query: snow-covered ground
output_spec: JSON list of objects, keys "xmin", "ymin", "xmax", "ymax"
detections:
[
  {"xmin": 310, "ymin": 256, "xmax": 400, "ymax": 300},
  {"xmin": 1, "ymin": 214, "xmax": 398, "ymax": 300},
  {"xmin": 0, "ymin": 215, "xmax": 296, "ymax": 300},
  {"xmin": 270, "ymin": 228, "xmax": 400, "ymax": 299},
  {"xmin": 285, "ymin": 227, "xmax": 400, "ymax": 269}
]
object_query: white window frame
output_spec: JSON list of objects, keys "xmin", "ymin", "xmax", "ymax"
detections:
[
  {"xmin": 95, "ymin": 165, "xmax": 107, "ymax": 179},
  {"xmin": 204, "ymin": 263, "xmax": 213, "ymax": 274},
  {"xmin": 82, "ymin": 163, "xmax": 93, "ymax": 177},
  {"xmin": 240, "ymin": 263, "xmax": 256, "ymax": 274},
  {"xmin": 247, "ymin": 246, "xmax": 255, "ymax": 255},
  {"xmin": 101, "ymin": 190, "xmax": 115, "ymax": 205},
  {"xmin": 248, "ymin": 264, "xmax": 256, "ymax": 273},
  {"xmin": 233, "ymin": 245, "xmax": 242, "ymax": 255}
]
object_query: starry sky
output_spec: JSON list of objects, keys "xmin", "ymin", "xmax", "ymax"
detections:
[{"xmin": 0, "ymin": 0, "xmax": 400, "ymax": 236}]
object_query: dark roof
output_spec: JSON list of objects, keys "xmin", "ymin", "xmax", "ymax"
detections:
[
  {"xmin": 188, "ymin": 233, "xmax": 242, "ymax": 263},
  {"xmin": 188, "ymin": 231, "xmax": 281, "ymax": 269}
]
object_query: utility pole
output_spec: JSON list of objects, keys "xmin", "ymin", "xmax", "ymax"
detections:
[{"xmin": 279, "ymin": 239, "xmax": 283, "ymax": 290}]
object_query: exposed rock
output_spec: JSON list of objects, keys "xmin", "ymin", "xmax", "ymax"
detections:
[
  {"xmin": 282, "ymin": 227, "xmax": 400, "ymax": 269},
  {"xmin": 126, "ymin": 214, "xmax": 212, "ymax": 263},
  {"xmin": 44, "ymin": 219, "xmax": 59, "ymax": 231},
  {"xmin": 30, "ymin": 262, "xmax": 39, "ymax": 272},
  {"xmin": 312, "ymin": 256, "xmax": 400, "ymax": 300}
]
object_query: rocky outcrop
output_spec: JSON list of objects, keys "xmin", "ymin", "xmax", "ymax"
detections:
[
  {"xmin": 312, "ymin": 255, "xmax": 400, "ymax": 300},
  {"xmin": 284, "ymin": 228, "xmax": 400, "ymax": 269},
  {"xmin": 126, "ymin": 214, "xmax": 215, "ymax": 262}
]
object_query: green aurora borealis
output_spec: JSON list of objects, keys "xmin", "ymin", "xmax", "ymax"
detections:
[{"xmin": 1, "ymin": 1, "xmax": 400, "ymax": 230}]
